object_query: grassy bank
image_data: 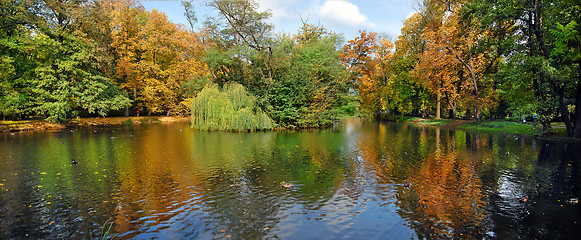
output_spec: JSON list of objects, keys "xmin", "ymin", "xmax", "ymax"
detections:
[
  {"xmin": 458, "ymin": 121, "xmax": 539, "ymax": 135},
  {"xmin": 402, "ymin": 117, "xmax": 569, "ymax": 137},
  {"xmin": 0, "ymin": 116, "xmax": 190, "ymax": 133}
]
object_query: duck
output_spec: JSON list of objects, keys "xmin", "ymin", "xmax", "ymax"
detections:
[
  {"xmin": 72, "ymin": 159, "xmax": 77, "ymax": 164},
  {"xmin": 567, "ymin": 198, "xmax": 578, "ymax": 205},
  {"xmin": 520, "ymin": 195, "xmax": 529, "ymax": 202},
  {"xmin": 280, "ymin": 181, "xmax": 293, "ymax": 188}
]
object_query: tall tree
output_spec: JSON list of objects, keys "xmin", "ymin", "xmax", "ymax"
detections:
[
  {"xmin": 390, "ymin": 13, "xmax": 431, "ymax": 118},
  {"xmin": 465, "ymin": 0, "xmax": 581, "ymax": 137},
  {"xmin": 108, "ymin": 0, "xmax": 147, "ymax": 116},
  {"xmin": 0, "ymin": 0, "xmax": 131, "ymax": 122},
  {"xmin": 341, "ymin": 30, "xmax": 396, "ymax": 114},
  {"xmin": 208, "ymin": 0, "xmax": 274, "ymax": 81}
]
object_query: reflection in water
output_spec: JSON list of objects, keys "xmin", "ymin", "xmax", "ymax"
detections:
[{"xmin": 0, "ymin": 119, "xmax": 580, "ymax": 239}]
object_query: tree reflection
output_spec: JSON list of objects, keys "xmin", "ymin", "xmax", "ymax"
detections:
[
  {"xmin": 401, "ymin": 150, "xmax": 487, "ymax": 239},
  {"xmin": 2, "ymin": 121, "xmax": 580, "ymax": 239}
]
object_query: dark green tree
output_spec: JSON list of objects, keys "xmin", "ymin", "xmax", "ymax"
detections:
[{"xmin": 464, "ymin": 0, "xmax": 581, "ymax": 137}]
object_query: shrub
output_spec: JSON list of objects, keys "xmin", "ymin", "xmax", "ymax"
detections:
[{"xmin": 191, "ymin": 83, "xmax": 275, "ymax": 131}]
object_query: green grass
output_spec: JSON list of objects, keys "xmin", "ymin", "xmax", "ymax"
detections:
[
  {"xmin": 458, "ymin": 121, "xmax": 538, "ymax": 135},
  {"xmin": 121, "ymin": 119, "xmax": 133, "ymax": 126},
  {"xmin": 416, "ymin": 119, "xmax": 454, "ymax": 126}
]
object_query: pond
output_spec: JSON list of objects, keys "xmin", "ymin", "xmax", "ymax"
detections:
[{"xmin": 1, "ymin": 119, "xmax": 580, "ymax": 239}]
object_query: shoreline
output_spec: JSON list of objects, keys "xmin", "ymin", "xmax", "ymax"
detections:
[
  {"xmin": 3, "ymin": 116, "xmax": 579, "ymax": 142},
  {"xmin": 403, "ymin": 117, "xmax": 580, "ymax": 142},
  {"xmin": 0, "ymin": 116, "xmax": 191, "ymax": 133}
]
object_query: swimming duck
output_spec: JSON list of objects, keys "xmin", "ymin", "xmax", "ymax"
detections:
[
  {"xmin": 280, "ymin": 181, "xmax": 293, "ymax": 188},
  {"xmin": 567, "ymin": 198, "xmax": 578, "ymax": 205}
]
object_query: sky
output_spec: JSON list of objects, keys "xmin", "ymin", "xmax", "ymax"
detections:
[{"xmin": 141, "ymin": 0, "xmax": 418, "ymax": 42}]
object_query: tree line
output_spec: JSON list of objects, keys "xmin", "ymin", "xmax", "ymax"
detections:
[
  {"xmin": 348, "ymin": 0, "xmax": 580, "ymax": 137},
  {"xmin": 1, "ymin": 0, "xmax": 209, "ymax": 122},
  {"xmin": 1, "ymin": 0, "xmax": 580, "ymax": 137}
]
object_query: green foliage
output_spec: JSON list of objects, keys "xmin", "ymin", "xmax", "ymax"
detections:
[
  {"xmin": 191, "ymin": 82, "xmax": 275, "ymax": 131},
  {"xmin": 266, "ymin": 32, "xmax": 350, "ymax": 128},
  {"xmin": 551, "ymin": 21, "xmax": 580, "ymax": 60},
  {"xmin": 0, "ymin": 0, "xmax": 131, "ymax": 122},
  {"xmin": 30, "ymin": 31, "xmax": 131, "ymax": 122}
]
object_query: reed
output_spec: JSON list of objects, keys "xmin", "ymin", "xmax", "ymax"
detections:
[
  {"xmin": 90, "ymin": 218, "xmax": 116, "ymax": 240},
  {"xmin": 191, "ymin": 83, "xmax": 275, "ymax": 131}
]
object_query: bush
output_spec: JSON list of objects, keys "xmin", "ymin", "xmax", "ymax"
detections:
[{"xmin": 191, "ymin": 83, "xmax": 275, "ymax": 131}]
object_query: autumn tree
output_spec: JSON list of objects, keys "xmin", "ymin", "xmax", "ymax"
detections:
[
  {"xmin": 108, "ymin": 0, "xmax": 147, "ymax": 116},
  {"xmin": 413, "ymin": 0, "xmax": 499, "ymax": 121},
  {"xmin": 108, "ymin": 1, "xmax": 210, "ymax": 116},
  {"xmin": 341, "ymin": 30, "xmax": 395, "ymax": 114}
]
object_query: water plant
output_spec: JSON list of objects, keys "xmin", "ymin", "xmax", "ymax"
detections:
[{"xmin": 90, "ymin": 218, "xmax": 116, "ymax": 240}]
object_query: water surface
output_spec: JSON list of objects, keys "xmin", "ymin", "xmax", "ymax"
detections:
[{"xmin": 1, "ymin": 119, "xmax": 580, "ymax": 239}]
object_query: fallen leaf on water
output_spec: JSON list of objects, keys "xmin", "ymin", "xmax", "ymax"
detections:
[
  {"xmin": 220, "ymin": 230, "xmax": 226, "ymax": 232},
  {"xmin": 226, "ymin": 235, "xmax": 232, "ymax": 238}
]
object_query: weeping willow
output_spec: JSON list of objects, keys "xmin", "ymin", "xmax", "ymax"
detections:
[{"xmin": 191, "ymin": 82, "xmax": 275, "ymax": 131}]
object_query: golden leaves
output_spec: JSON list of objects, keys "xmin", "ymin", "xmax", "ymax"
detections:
[
  {"xmin": 108, "ymin": 2, "xmax": 210, "ymax": 115},
  {"xmin": 341, "ymin": 30, "xmax": 394, "ymax": 113}
]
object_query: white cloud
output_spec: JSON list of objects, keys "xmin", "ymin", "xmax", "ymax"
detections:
[
  {"xmin": 317, "ymin": 0, "xmax": 376, "ymax": 29},
  {"xmin": 255, "ymin": 0, "xmax": 294, "ymax": 21}
]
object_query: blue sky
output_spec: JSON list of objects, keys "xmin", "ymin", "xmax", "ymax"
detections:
[{"xmin": 141, "ymin": 0, "xmax": 417, "ymax": 41}]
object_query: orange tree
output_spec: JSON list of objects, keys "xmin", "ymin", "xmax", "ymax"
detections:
[{"xmin": 341, "ymin": 30, "xmax": 395, "ymax": 114}]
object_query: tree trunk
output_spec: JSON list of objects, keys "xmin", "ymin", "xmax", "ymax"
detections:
[
  {"xmin": 541, "ymin": 119, "xmax": 552, "ymax": 138},
  {"xmin": 448, "ymin": 100, "xmax": 456, "ymax": 119},
  {"xmin": 124, "ymin": 107, "xmax": 129, "ymax": 117},
  {"xmin": 558, "ymin": 90, "xmax": 573, "ymax": 137},
  {"xmin": 574, "ymin": 62, "xmax": 581, "ymax": 138},
  {"xmin": 421, "ymin": 101, "xmax": 427, "ymax": 118},
  {"xmin": 436, "ymin": 89, "xmax": 441, "ymax": 119}
]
